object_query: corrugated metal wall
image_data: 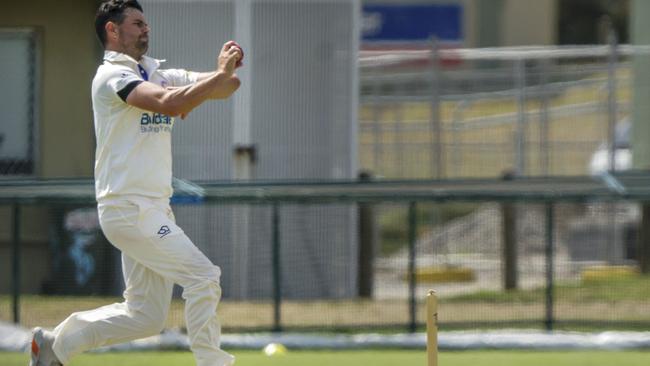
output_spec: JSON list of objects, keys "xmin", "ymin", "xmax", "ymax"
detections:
[{"xmin": 142, "ymin": 0, "xmax": 359, "ymax": 299}]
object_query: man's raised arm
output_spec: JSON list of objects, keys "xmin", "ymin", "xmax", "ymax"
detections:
[
  {"xmin": 195, "ymin": 71, "xmax": 241, "ymax": 100},
  {"xmin": 125, "ymin": 41, "xmax": 242, "ymax": 117}
]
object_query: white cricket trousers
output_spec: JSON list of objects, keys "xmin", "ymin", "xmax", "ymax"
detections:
[{"xmin": 51, "ymin": 197, "xmax": 235, "ymax": 366}]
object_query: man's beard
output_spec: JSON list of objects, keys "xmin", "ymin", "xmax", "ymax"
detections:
[
  {"xmin": 117, "ymin": 35, "xmax": 148, "ymax": 59},
  {"xmin": 135, "ymin": 39, "xmax": 148, "ymax": 53}
]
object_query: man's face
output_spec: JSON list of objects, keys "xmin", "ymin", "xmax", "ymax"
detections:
[{"xmin": 113, "ymin": 8, "xmax": 149, "ymax": 59}]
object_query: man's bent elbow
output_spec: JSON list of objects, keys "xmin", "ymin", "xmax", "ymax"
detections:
[
  {"xmin": 231, "ymin": 75, "xmax": 241, "ymax": 91},
  {"xmin": 158, "ymin": 95, "xmax": 187, "ymax": 117},
  {"xmin": 159, "ymin": 104, "xmax": 183, "ymax": 117},
  {"xmin": 215, "ymin": 76, "xmax": 241, "ymax": 99}
]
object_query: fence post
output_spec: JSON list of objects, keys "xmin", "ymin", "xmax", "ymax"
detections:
[
  {"xmin": 371, "ymin": 75, "xmax": 383, "ymax": 174},
  {"xmin": 544, "ymin": 203, "xmax": 555, "ymax": 331},
  {"xmin": 501, "ymin": 171, "xmax": 518, "ymax": 290},
  {"xmin": 639, "ymin": 204, "xmax": 650, "ymax": 273},
  {"xmin": 538, "ymin": 59, "xmax": 551, "ymax": 176},
  {"xmin": 606, "ymin": 29, "xmax": 621, "ymax": 265},
  {"xmin": 514, "ymin": 58, "xmax": 527, "ymax": 176},
  {"xmin": 429, "ymin": 37, "xmax": 443, "ymax": 179},
  {"xmin": 271, "ymin": 204, "xmax": 282, "ymax": 332},
  {"xmin": 408, "ymin": 202, "xmax": 418, "ymax": 333},
  {"xmin": 606, "ymin": 27, "xmax": 619, "ymax": 173},
  {"xmin": 452, "ymin": 101, "xmax": 468, "ymax": 178},
  {"xmin": 395, "ymin": 95, "xmax": 406, "ymax": 178},
  {"xmin": 358, "ymin": 171, "xmax": 375, "ymax": 298},
  {"xmin": 12, "ymin": 204, "xmax": 21, "ymax": 324}
]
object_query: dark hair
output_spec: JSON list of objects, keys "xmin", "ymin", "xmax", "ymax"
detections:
[{"xmin": 95, "ymin": 0, "xmax": 144, "ymax": 47}]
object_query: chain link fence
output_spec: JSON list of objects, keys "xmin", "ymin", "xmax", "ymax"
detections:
[
  {"xmin": 1, "ymin": 179, "xmax": 649, "ymax": 333},
  {"xmin": 359, "ymin": 41, "xmax": 650, "ymax": 179}
]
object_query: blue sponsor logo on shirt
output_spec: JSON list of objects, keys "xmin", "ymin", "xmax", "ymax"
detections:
[
  {"xmin": 141, "ymin": 112, "xmax": 172, "ymax": 125},
  {"xmin": 140, "ymin": 112, "xmax": 173, "ymax": 133}
]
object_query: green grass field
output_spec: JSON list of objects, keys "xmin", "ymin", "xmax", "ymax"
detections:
[{"xmin": 2, "ymin": 350, "xmax": 650, "ymax": 366}]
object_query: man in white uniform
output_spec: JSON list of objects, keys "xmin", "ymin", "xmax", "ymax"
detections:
[{"xmin": 29, "ymin": 1, "xmax": 243, "ymax": 365}]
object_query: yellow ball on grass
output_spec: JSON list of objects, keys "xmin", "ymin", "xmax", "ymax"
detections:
[{"xmin": 263, "ymin": 342, "xmax": 288, "ymax": 356}]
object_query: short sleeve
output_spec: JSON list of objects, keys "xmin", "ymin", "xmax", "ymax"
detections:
[
  {"xmin": 106, "ymin": 67, "xmax": 143, "ymax": 95},
  {"xmin": 158, "ymin": 68, "xmax": 199, "ymax": 87}
]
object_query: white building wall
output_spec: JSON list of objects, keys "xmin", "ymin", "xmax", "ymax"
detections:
[{"xmin": 142, "ymin": 0, "xmax": 359, "ymax": 300}]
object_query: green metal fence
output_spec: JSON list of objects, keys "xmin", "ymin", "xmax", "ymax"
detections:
[{"xmin": 1, "ymin": 173, "xmax": 650, "ymax": 333}]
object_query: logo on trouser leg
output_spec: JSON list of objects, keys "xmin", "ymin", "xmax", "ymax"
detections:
[{"xmin": 158, "ymin": 225, "xmax": 171, "ymax": 238}]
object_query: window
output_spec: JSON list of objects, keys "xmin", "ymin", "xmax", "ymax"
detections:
[{"xmin": 0, "ymin": 29, "xmax": 38, "ymax": 175}]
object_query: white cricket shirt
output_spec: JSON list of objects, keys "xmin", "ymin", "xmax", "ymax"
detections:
[{"xmin": 92, "ymin": 51, "xmax": 198, "ymax": 202}]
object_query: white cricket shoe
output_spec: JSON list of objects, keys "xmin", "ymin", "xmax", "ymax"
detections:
[{"xmin": 29, "ymin": 327, "xmax": 63, "ymax": 366}]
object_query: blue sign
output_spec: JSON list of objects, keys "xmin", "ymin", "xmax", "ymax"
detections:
[{"xmin": 362, "ymin": 4, "xmax": 462, "ymax": 43}]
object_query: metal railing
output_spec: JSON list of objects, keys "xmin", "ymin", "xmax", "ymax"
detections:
[
  {"xmin": 1, "ymin": 176, "xmax": 649, "ymax": 332},
  {"xmin": 359, "ymin": 40, "xmax": 650, "ymax": 179}
]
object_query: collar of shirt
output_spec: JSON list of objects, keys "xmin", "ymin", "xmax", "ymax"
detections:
[{"xmin": 103, "ymin": 50, "xmax": 165, "ymax": 79}]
